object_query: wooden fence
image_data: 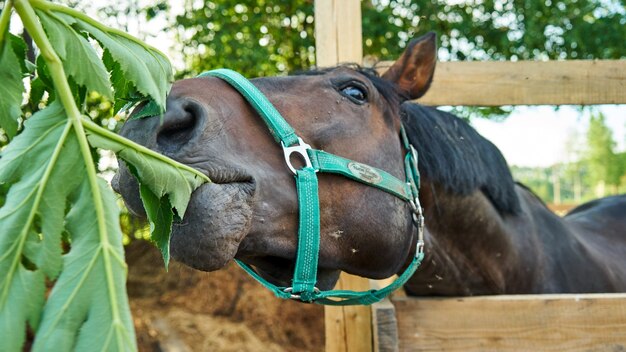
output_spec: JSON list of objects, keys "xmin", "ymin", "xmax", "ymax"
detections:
[{"xmin": 314, "ymin": 1, "xmax": 626, "ymax": 351}]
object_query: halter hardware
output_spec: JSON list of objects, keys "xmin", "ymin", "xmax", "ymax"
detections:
[
  {"xmin": 281, "ymin": 137, "xmax": 314, "ymax": 175},
  {"xmin": 198, "ymin": 69, "xmax": 425, "ymax": 305}
]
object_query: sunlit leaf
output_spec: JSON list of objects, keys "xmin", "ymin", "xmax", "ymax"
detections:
[
  {"xmin": 33, "ymin": 180, "xmax": 135, "ymax": 352},
  {"xmin": 36, "ymin": 9, "xmax": 112, "ymax": 99},
  {"xmin": 0, "ymin": 33, "xmax": 24, "ymax": 138},
  {"xmin": 87, "ymin": 133, "xmax": 206, "ymax": 218},
  {"xmin": 0, "ymin": 102, "xmax": 81, "ymax": 350},
  {"xmin": 72, "ymin": 17, "xmax": 172, "ymax": 110}
]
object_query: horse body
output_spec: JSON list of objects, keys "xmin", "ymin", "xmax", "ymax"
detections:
[
  {"xmin": 398, "ymin": 105, "xmax": 626, "ymax": 296},
  {"xmin": 114, "ymin": 33, "xmax": 626, "ymax": 297}
]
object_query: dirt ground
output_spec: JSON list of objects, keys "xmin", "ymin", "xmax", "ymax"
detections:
[{"xmin": 126, "ymin": 240, "xmax": 325, "ymax": 352}]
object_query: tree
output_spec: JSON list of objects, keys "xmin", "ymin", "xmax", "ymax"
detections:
[
  {"xmin": 152, "ymin": 0, "xmax": 626, "ymax": 80},
  {"xmin": 143, "ymin": 0, "xmax": 625, "ymax": 120},
  {"xmin": 170, "ymin": 0, "xmax": 316, "ymax": 78},
  {"xmin": 585, "ymin": 112, "xmax": 621, "ymax": 196}
]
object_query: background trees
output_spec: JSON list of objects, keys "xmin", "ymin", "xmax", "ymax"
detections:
[{"xmin": 155, "ymin": 0, "xmax": 626, "ymax": 78}]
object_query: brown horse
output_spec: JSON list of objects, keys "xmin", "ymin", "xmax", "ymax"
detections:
[{"xmin": 114, "ymin": 33, "xmax": 626, "ymax": 296}]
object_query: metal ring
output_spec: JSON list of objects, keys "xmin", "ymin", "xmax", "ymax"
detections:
[
  {"xmin": 283, "ymin": 287, "xmax": 320, "ymax": 300},
  {"xmin": 281, "ymin": 137, "xmax": 313, "ymax": 174}
]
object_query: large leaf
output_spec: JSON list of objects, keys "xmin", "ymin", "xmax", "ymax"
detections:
[
  {"xmin": 0, "ymin": 102, "xmax": 82, "ymax": 350},
  {"xmin": 32, "ymin": 179, "xmax": 136, "ymax": 352},
  {"xmin": 35, "ymin": 9, "xmax": 112, "ymax": 99},
  {"xmin": 0, "ymin": 33, "xmax": 25, "ymax": 138},
  {"xmin": 87, "ymin": 130, "xmax": 208, "ymax": 266},
  {"xmin": 1, "ymin": 1, "xmax": 200, "ymax": 349},
  {"xmin": 86, "ymin": 133, "xmax": 206, "ymax": 219},
  {"xmin": 71, "ymin": 16, "xmax": 172, "ymax": 110}
]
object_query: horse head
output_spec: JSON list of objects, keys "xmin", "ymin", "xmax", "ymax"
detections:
[{"xmin": 113, "ymin": 33, "xmax": 436, "ymax": 291}]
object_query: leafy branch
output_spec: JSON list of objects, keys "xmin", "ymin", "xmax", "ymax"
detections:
[{"xmin": 0, "ymin": 0, "xmax": 209, "ymax": 350}]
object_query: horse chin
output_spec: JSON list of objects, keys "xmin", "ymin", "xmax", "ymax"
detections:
[
  {"xmin": 245, "ymin": 256, "xmax": 342, "ymax": 291},
  {"xmin": 169, "ymin": 181, "xmax": 255, "ymax": 272}
]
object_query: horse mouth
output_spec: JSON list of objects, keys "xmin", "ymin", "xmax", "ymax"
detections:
[{"xmin": 113, "ymin": 161, "xmax": 256, "ymax": 272}]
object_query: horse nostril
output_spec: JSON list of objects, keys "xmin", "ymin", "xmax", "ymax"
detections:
[{"xmin": 157, "ymin": 99, "xmax": 203, "ymax": 153}]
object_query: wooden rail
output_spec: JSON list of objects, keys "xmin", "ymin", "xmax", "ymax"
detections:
[
  {"xmin": 374, "ymin": 294, "xmax": 626, "ymax": 352},
  {"xmin": 376, "ymin": 60, "xmax": 626, "ymax": 106}
]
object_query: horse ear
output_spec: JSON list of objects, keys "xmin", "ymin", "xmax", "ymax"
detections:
[{"xmin": 382, "ymin": 32, "xmax": 437, "ymax": 100}]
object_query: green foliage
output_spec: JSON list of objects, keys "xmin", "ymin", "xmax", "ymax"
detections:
[
  {"xmin": 512, "ymin": 114, "xmax": 625, "ymax": 204},
  {"xmin": 0, "ymin": 0, "xmax": 209, "ymax": 350},
  {"xmin": 0, "ymin": 33, "xmax": 25, "ymax": 138},
  {"xmin": 151, "ymin": 0, "xmax": 625, "ymax": 120},
  {"xmin": 87, "ymin": 129, "xmax": 207, "ymax": 267},
  {"xmin": 36, "ymin": 9, "xmax": 113, "ymax": 99},
  {"xmin": 159, "ymin": 0, "xmax": 625, "ymax": 80},
  {"xmin": 585, "ymin": 112, "xmax": 621, "ymax": 188},
  {"xmin": 363, "ymin": 0, "xmax": 626, "ymax": 61},
  {"xmin": 172, "ymin": 0, "xmax": 315, "ymax": 78}
]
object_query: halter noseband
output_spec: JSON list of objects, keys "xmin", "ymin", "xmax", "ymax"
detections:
[{"xmin": 198, "ymin": 69, "xmax": 424, "ymax": 305}]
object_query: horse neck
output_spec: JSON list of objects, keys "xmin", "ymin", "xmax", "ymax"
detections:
[{"xmin": 403, "ymin": 178, "xmax": 545, "ymax": 296}]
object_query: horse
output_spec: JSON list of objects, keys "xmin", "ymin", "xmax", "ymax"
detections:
[{"xmin": 113, "ymin": 32, "xmax": 626, "ymax": 298}]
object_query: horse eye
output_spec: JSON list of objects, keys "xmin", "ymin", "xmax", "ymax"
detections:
[{"xmin": 340, "ymin": 85, "xmax": 367, "ymax": 103}]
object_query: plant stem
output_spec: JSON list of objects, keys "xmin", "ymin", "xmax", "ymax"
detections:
[
  {"xmin": 13, "ymin": 1, "xmax": 124, "ymax": 349},
  {"xmin": 82, "ymin": 119, "xmax": 211, "ymax": 182},
  {"xmin": 0, "ymin": 0, "xmax": 13, "ymax": 45}
]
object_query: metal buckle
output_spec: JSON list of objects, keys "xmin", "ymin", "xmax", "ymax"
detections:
[
  {"xmin": 409, "ymin": 196, "xmax": 425, "ymax": 257},
  {"xmin": 283, "ymin": 287, "xmax": 320, "ymax": 300},
  {"xmin": 281, "ymin": 137, "xmax": 313, "ymax": 175}
]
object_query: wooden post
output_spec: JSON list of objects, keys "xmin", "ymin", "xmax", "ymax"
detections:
[{"xmin": 314, "ymin": 1, "xmax": 372, "ymax": 352}]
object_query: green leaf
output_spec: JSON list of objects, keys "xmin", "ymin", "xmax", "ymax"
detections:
[
  {"xmin": 33, "ymin": 179, "xmax": 136, "ymax": 352},
  {"xmin": 35, "ymin": 9, "xmax": 112, "ymax": 99},
  {"xmin": 86, "ymin": 132, "xmax": 206, "ymax": 218},
  {"xmin": 28, "ymin": 76, "xmax": 47, "ymax": 112},
  {"xmin": 86, "ymin": 124, "xmax": 208, "ymax": 268},
  {"xmin": 9, "ymin": 33, "xmax": 30, "ymax": 74},
  {"xmin": 129, "ymin": 99, "xmax": 162, "ymax": 120},
  {"xmin": 71, "ymin": 16, "xmax": 172, "ymax": 110},
  {"xmin": 139, "ymin": 183, "xmax": 173, "ymax": 268},
  {"xmin": 102, "ymin": 50, "xmax": 136, "ymax": 114},
  {"xmin": 0, "ymin": 33, "xmax": 24, "ymax": 138},
  {"xmin": 0, "ymin": 102, "xmax": 82, "ymax": 350}
]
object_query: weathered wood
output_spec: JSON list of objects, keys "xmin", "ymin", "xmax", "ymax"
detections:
[
  {"xmin": 372, "ymin": 298, "xmax": 399, "ymax": 352},
  {"xmin": 315, "ymin": 2, "xmax": 372, "ymax": 352},
  {"xmin": 314, "ymin": 0, "xmax": 362, "ymax": 67},
  {"xmin": 376, "ymin": 60, "xmax": 626, "ymax": 106},
  {"xmin": 313, "ymin": 0, "xmax": 337, "ymax": 67},
  {"xmin": 324, "ymin": 273, "xmax": 373, "ymax": 352},
  {"xmin": 392, "ymin": 293, "xmax": 626, "ymax": 352}
]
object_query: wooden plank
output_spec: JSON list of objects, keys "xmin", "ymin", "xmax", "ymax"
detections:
[
  {"xmin": 324, "ymin": 273, "xmax": 373, "ymax": 352},
  {"xmin": 334, "ymin": 1, "xmax": 362, "ymax": 64},
  {"xmin": 313, "ymin": 0, "xmax": 337, "ymax": 67},
  {"xmin": 392, "ymin": 293, "xmax": 626, "ymax": 352},
  {"xmin": 376, "ymin": 60, "xmax": 626, "ymax": 106},
  {"xmin": 315, "ymin": 2, "xmax": 372, "ymax": 352},
  {"xmin": 372, "ymin": 298, "xmax": 399, "ymax": 352}
]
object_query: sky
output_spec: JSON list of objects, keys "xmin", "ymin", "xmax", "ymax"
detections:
[{"xmin": 471, "ymin": 105, "xmax": 625, "ymax": 167}]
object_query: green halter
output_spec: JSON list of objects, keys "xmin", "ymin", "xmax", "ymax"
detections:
[{"xmin": 198, "ymin": 69, "xmax": 425, "ymax": 305}]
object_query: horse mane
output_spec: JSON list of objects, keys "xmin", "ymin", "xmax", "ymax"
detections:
[
  {"xmin": 401, "ymin": 104, "xmax": 521, "ymax": 215},
  {"xmin": 293, "ymin": 65, "xmax": 521, "ymax": 215}
]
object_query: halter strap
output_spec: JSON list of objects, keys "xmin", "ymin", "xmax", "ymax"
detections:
[{"xmin": 197, "ymin": 69, "xmax": 424, "ymax": 305}]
